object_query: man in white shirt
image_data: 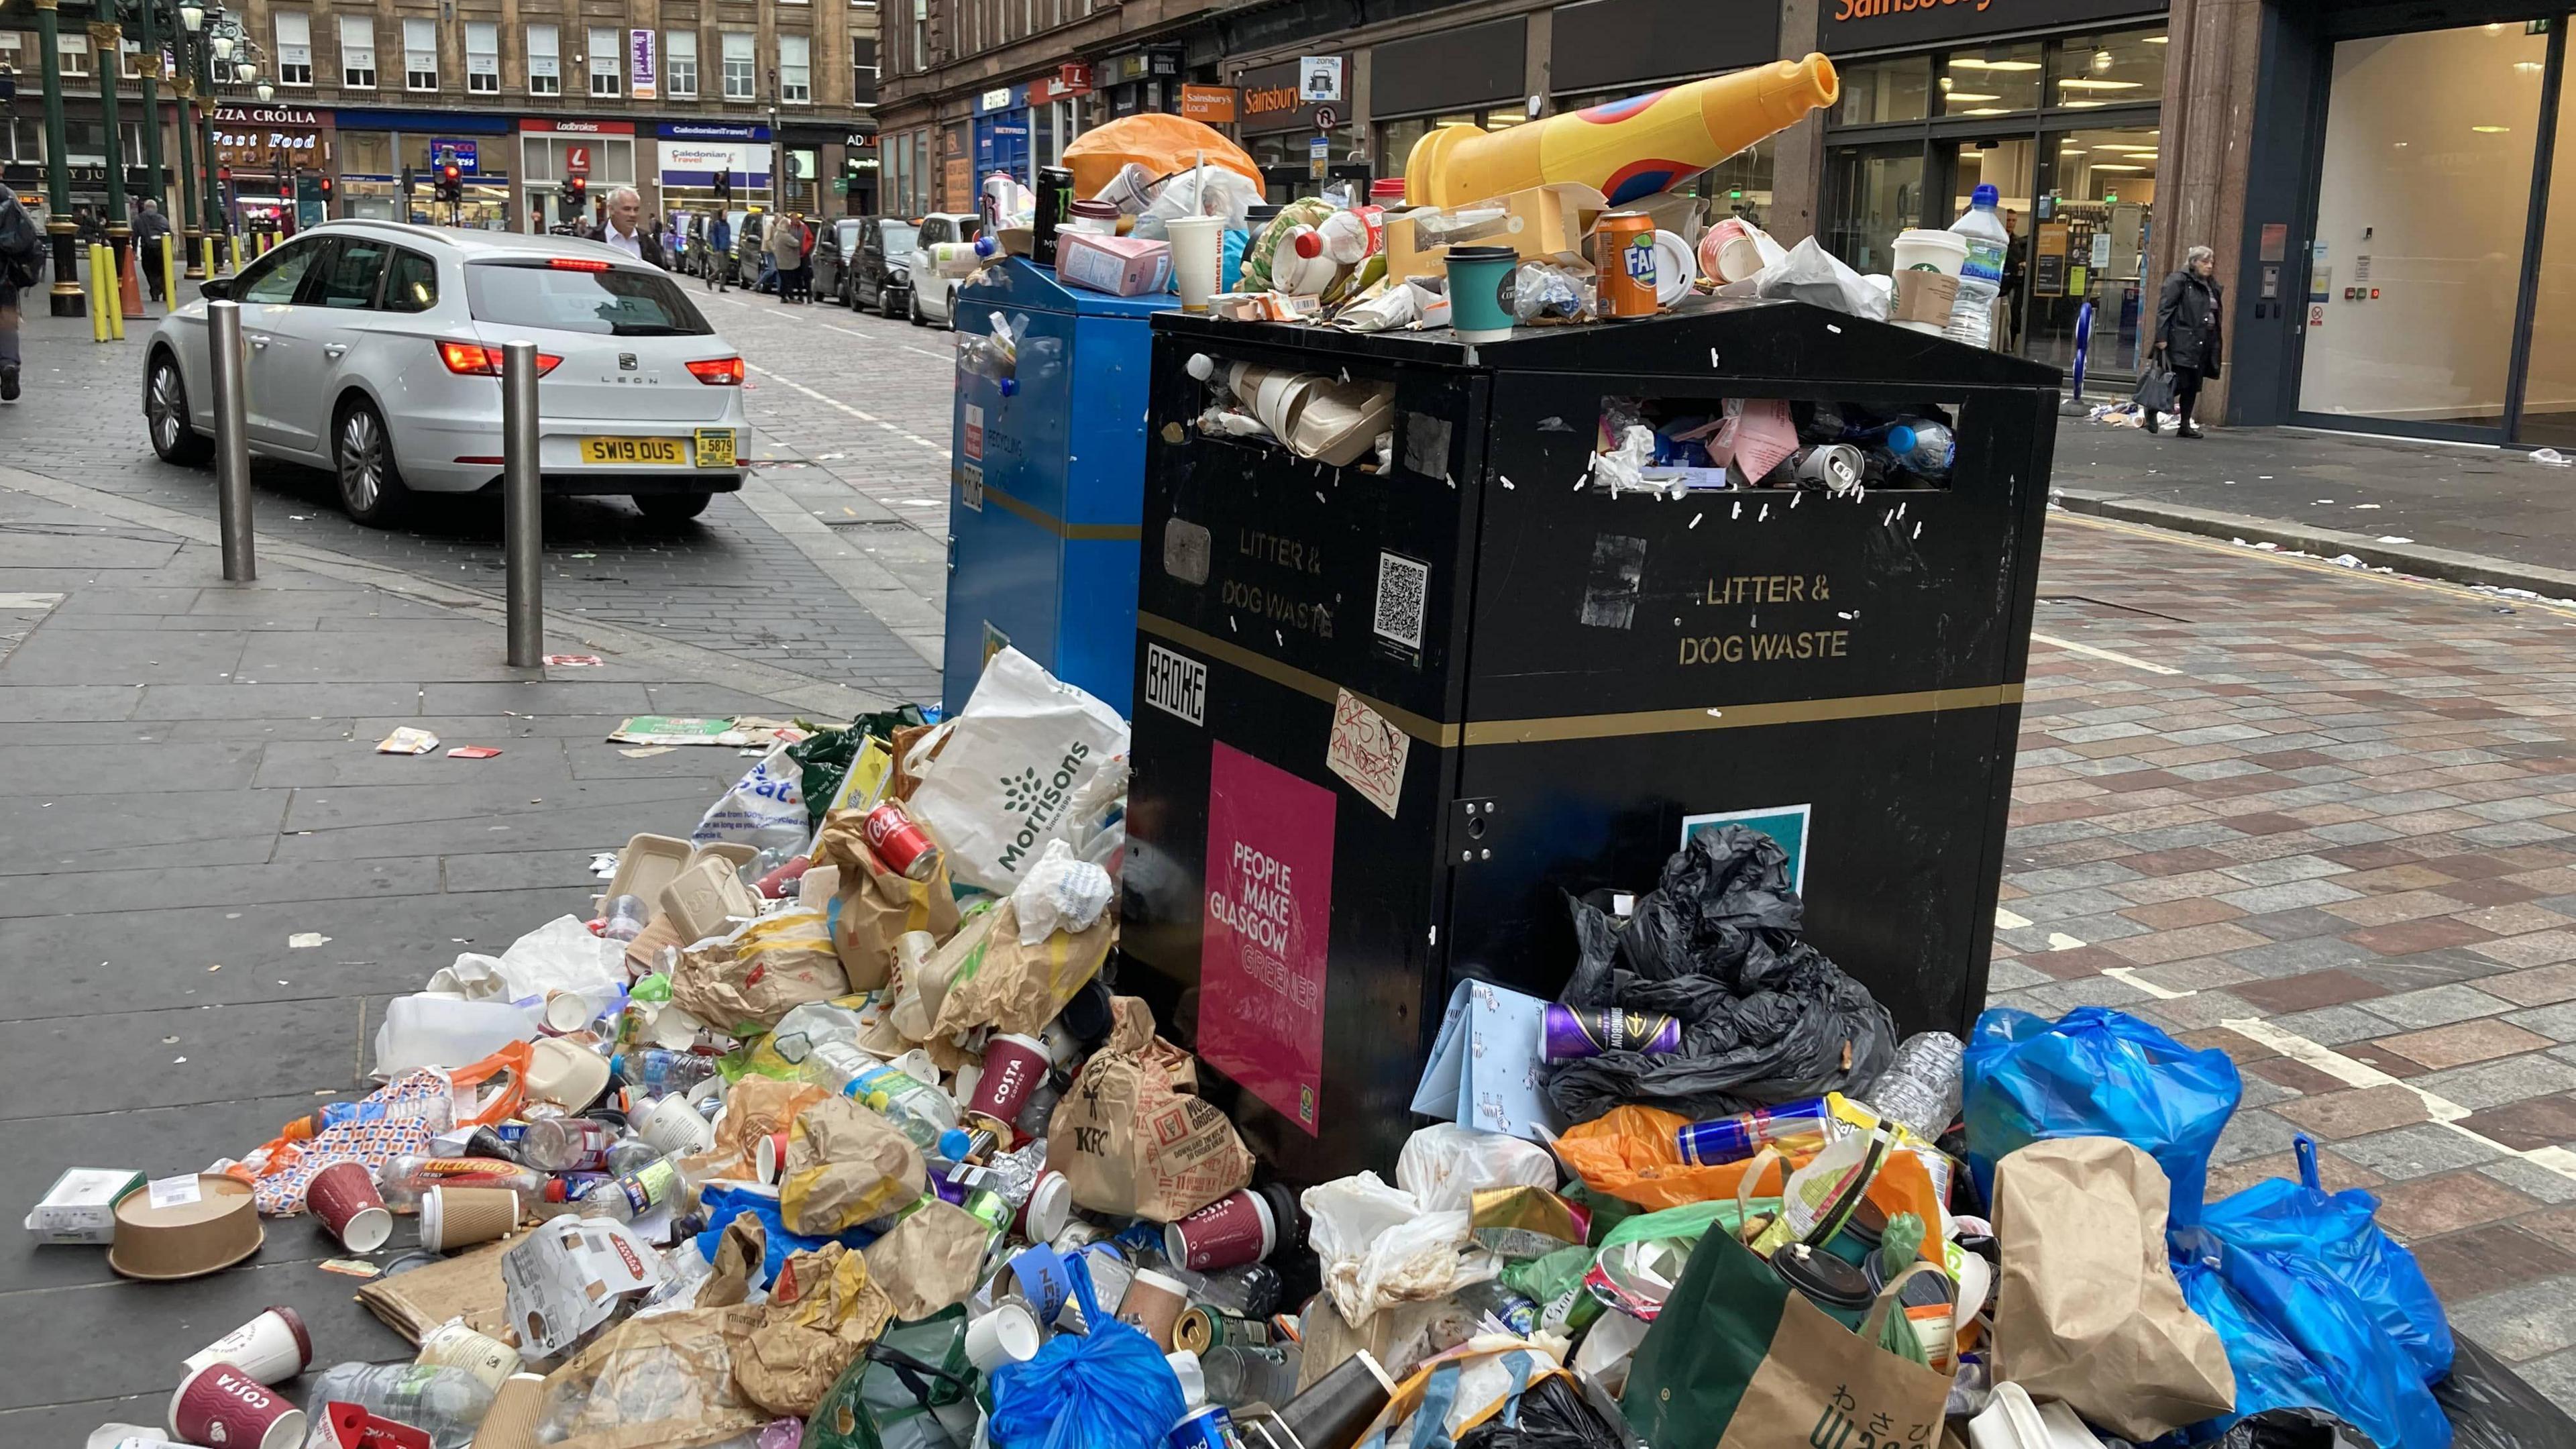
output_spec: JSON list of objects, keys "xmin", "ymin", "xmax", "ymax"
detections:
[{"xmin": 599, "ymin": 187, "xmax": 667, "ymax": 270}]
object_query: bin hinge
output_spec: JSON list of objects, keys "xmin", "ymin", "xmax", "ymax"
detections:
[{"xmin": 1452, "ymin": 798, "xmax": 1501, "ymax": 865}]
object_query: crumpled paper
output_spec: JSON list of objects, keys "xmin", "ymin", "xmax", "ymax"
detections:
[
  {"xmin": 863, "ymin": 1199, "xmax": 994, "ymax": 1320},
  {"xmin": 736, "ymin": 1243, "xmax": 898, "ymax": 1417},
  {"xmin": 1303, "ymin": 1170, "xmax": 1490, "ymax": 1326},
  {"xmin": 779, "ymin": 1097, "xmax": 926, "ymax": 1236}
]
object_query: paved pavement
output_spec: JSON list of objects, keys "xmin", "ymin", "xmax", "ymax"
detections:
[
  {"xmin": 9, "ymin": 270, "xmax": 2576, "ymax": 1426},
  {"xmin": 2053, "ymin": 420, "xmax": 2576, "ymax": 600}
]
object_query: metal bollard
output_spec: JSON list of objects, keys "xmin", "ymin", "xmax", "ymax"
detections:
[
  {"xmin": 207, "ymin": 300, "xmax": 256, "ymax": 582},
  {"xmin": 501, "ymin": 339, "xmax": 543, "ymax": 666}
]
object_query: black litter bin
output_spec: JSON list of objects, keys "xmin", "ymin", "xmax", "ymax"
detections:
[{"xmin": 1118, "ymin": 297, "xmax": 2061, "ymax": 1182}]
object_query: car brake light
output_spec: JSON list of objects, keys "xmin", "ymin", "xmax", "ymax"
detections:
[
  {"xmin": 686, "ymin": 356, "xmax": 745, "ymax": 386},
  {"xmin": 436, "ymin": 341, "xmax": 562, "ymax": 376},
  {"xmin": 549, "ymin": 257, "xmax": 613, "ymax": 272}
]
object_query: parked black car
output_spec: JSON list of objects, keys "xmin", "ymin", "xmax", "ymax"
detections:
[
  {"xmin": 846, "ymin": 216, "xmax": 918, "ymax": 318},
  {"xmin": 812, "ymin": 217, "xmax": 865, "ymax": 306}
]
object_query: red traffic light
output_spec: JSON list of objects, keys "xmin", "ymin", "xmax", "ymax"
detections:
[
  {"xmin": 319, "ymin": 175, "xmax": 333, "ymax": 195},
  {"xmin": 440, "ymin": 163, "xmax": 462, "ymax": 184}
]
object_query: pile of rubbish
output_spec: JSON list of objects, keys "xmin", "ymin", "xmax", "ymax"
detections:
[{"xmin": 40, "ymin": 646, "xmax": 2548, "ymax": 1449}]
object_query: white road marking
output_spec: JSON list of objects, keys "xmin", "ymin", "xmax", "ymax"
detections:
[
  {"xmin": 2223, "ymin": 1016, "xmax": 2576, "ymax": 1185},
  {"xmin": 1996, "ymin": 906, "xmax": 2032, "ymax": 930},
  {"xmin": 2029, "ymin": 631, "xmax": 2182, "ymax": 676},
  {"xmin": 738, "ymin": 360, "xmax": 951, "ymax": 460},
  {"xmin": 2103, "ymin": 965, "xmax": 2195, "ymax": 1000},
  {"xmin": 2044, "ymin": 932, "xmax": 2087, "ymax": 951}
]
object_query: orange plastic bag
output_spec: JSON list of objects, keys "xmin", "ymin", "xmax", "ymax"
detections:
[
  {"xmin": 1061, "ymin": 115, "xmax": 1260, "ymax": 199},
  {"xmin": 1558, "ymin": 1104, "xmax": 1948, "ymax": 1265}
]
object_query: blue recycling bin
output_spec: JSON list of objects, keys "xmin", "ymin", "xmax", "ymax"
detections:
[{"xmin": 944, "ymin": 257, "xmax": 1177, "ymax": 714}]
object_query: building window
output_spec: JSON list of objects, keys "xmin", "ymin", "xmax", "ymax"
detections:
[
  {"xmin": 119, "ymin": 37, "xmax": 144, "ymax": 80},
  {"xmin": 1940, "ymin": 42, "xmax": 2044, "ymax": 117},
  {"xmin": 527, "ymin": 23, "xmax": 559, "ymax": 96},
  {"xmin": 58, "ymin": 33, "xmax": 90, "ymax": 78},
  {"xmin": 851, "ymin": 36, "xmax": 877, "ymax": 105},
  {"xmin": 910, "ymin": 0, "xmax": 926, "ymax": 72},
  {"xmin": 275, "ymin": 11, "xmax": 311, "ymax": 87},
  {"xmin": 667, "ymin": 32, "xmax": 697, "ymax": 97},
  {"xmin": 588, "ymin": 27, "xmax": 620, "ymax": 97},
  {"xmin": 404, "ymin": 17, "xmax": 437, "ymax": 91},
  {"xmin": 339, "ymin": 15, "xmax": 376, "ymax": 89},
  {"xmin": 466, "ymin": 21, "xmax": 498, "ymax": 94},
  {"xmin": 722, "ymin": 31, "xmax": 755, "ymax": 99},
  {"xmin": 780, "ymin": 34, "xmax": 810, "ymax": 103},
  {"xmin": 2050, "ymin": 29, "xmax": 2167, "ymax": 111}
]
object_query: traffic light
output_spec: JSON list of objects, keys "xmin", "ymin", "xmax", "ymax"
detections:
[
  {"xmin": 435, "ymin": 158, "xmax": 464, "ymax": 205},
  {"xmin": 562, "ymin": 175, "xmax": 587, "ymax": 217},
  {"xmin": 319, "ymin": 174, "xmax": 333, "ymax": 198},
  {"xmin": 713, "ymin": 170, "xmax": 731, "ymax": 204}
]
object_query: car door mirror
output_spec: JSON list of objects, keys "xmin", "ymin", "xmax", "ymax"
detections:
[{"xmin": 199, "ymin": 277, "xmax": 234, "ymax": 301}]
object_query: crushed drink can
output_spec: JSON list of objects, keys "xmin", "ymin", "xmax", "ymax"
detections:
[
  {"xmin": 862, "ymin": 801, "xmax": 943, "ymax": 882},
  {"xmin": 1541, "ymin": 1004, "xmax": 1682, "ymax": 1061}
]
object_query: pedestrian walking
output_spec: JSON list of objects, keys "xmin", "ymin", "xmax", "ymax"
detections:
[
  {"xmin": 706, "ymin": 209, "xmax": 733, "ymax": 292},
  {"xmin": 597, "ymin": 186, "xmax": 668, "ymax": 269},
  {"xmin": 0, "ymin": 190, "xmax": 39, "ymax": 402},
  {"xmin": 134, "ymin": 198, "xmax": 172, "ymax": 303},
  {"xmin": 2147, "ymin": 244, "xmax": 2223, "ymax": 439},
  {"xmin": 770, "ymin": 212, "xmax": 808, "ymax": 303}
]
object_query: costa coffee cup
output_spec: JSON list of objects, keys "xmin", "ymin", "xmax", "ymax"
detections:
[
  {"xmin": 757, "ymin": 1130, "xmax": 791, "ymax": 1185},
  {"xmin": 969, "ymin": 1033, "xmax": 1051, "ymax": 1123},
  {"xmin": 305, "ymin": 1161, "xmax": 392, "ymax": 1253},
  {"xmin": 638, "ymin": 1091, "xmax": 714, "ymax": 1157},
  {"xmin": 180, "ymin": 1306, "xmax": 313, "ymax": 1385},
  {"xmin": 421, "ymin": 1186, "xmax": 519, "ymax": 1252},
  {"xmin": 168, "ymin": 1362, "xmax": 305, "ymax": 1449},
  {"xmin": 965, "ymin": 1299, "xmax": 1044, "ymax": 1371},
  {"xmin": 1165, "ymin": 1189, "xmax": 1277, "ymax": 1273},
  {"xmin": 1118, "ymin": 1268, "xmax": 1189, "ymax": 1351}
]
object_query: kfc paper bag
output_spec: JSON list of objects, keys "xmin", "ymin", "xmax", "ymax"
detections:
[{"xmin": 1044, "ymin": 996, "xmax": 1254, "ymax": 1222}]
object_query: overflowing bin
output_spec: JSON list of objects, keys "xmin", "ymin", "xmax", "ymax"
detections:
[
  {"xmin": 943, "ymin": 258, "xmax": 1178, "ymax": 715},
  {"xmin": 1117, "ymin": 297, "xmax": 2061, "ymax": 1181}
]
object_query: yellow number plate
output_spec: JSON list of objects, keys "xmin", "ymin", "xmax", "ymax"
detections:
[
  {"xmin": 580, "ymin": 436, "xmax": 688, "ymax": 466},
  {"xmin": 692, "ymin": 429, "xmax": 739, "ymax": 469}
]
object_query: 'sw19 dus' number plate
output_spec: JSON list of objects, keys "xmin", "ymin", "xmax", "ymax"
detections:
[{"xmin": 580, "ymin": 436, "xmax": 686, "ymax": 465}]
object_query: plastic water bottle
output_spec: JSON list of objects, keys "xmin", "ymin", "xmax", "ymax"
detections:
[
  {"xmin": 305, "ymin": 1363, "xmax": 495, "ymax": 1449},
  {"xmin": 799, "ymin": 1038, "xmax": 886, "ymax": 1094},
  {"xmin": 1881, "ymin": 420, "xmax": 1955, "ymax": 482},
  {"xmin": 598, "ymin": 894, "xmax": 650, "ymax": 943},
  {"xmin": 519, "ymin": 1116, "xmax": 615, "ymax": 1172},
  {"xmin": 1862, "ymin": 1032, "xmax": 1966, "ymax": 1142},
  {"xmin": 1944, "ymin": 184, "xmax": 2009, "ymax": 348},
  {"xmin": 847, "ymin": 1061, "xmax": 960, "ymax": 1150},
  {"xmin": 1201, "ymin": 1344, "xmax": 1303, "ymax": 1409},
  {"xmin": 578, "ymin": 1153, "xmax": 681, "ymax": 1222},
  {"xmin": 613, "ymin": 1049, "xmax": 718, "ymax": 1097},
  {"xmin": 376, "ymin": 1155, "xmax": 547, "ymax": 1214}
]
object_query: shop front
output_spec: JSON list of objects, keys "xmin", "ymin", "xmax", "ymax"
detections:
[
  {"xmin": 2226, "ymin": 2, "xmax": 2576, "ymax": 446},
  {"xmin": 1373, "ymin": 17, "xmax": 1528, "ymax": 184},
  {"xmin": 1093, "ymin": 48, "xmax": 1182, "ymax": 120},
  {"xmin": 519, "ymin": 118, "xmax": 639, "ymax": 231},
  {"xmin": 333, "ymin": 110, "xmax": 515, "ymax": 229},
  {"xmin": 1231, "ymin": 54, "xmax": 1358, "ymax": 202},
  {"xmin": 211, "ymin": 103, "xmax": 332, "ymax": 234},
  {"xmin": 1819, "ymin": 0, "xmax": 2169, "ymax": 382},
  {"xmin": 973, "ymin": 84, "xmax": 1038, "ymax": 192},
  {"xmin": 843, "ymin": 131, "xmax": 880, "ymax": 217},
  {"xmin": 1550, "ymin": 0, "xmax": 1782, "ymax": 225},
  {"xmin": 657, "ymin": 122, "xmax": 773, "ymax": 219}
]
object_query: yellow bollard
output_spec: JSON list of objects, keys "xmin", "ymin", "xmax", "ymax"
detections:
[
  {"xmin": 88, "ymin": 246, "xmax": 110, "ymax": 342},
  {"xmin": 161, "ymin": 234, "xmax": 176, "ymax": 313},
  {"xmin": 1404, "ymin": 54, "xmax": 1841, "ymax": 209},
  {"xmin": 108, "ymin": 254, "xmax": 126, "ymax": 339},
  {"xmin": 229, "ymin": 235, "xmax": 244, "ymax": 272}
]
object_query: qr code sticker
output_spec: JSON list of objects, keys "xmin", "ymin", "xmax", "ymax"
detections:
[{"xmin": 1374, "ymin": 551, "xmax": 1430, "ymax": 651}]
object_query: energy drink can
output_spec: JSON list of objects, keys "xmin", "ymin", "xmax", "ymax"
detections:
[
  {"xmin": 1034, "ymin": 166, "xmax": 1075, "ymax": 267},
  {"xmin": 1540, "ymin": 1004, "xmax": 1682, "ymax": 1061},
  {"xmin": 1675, "ymin": 1096, "xmax": 1832, "ymax": 1166},
  {"xmin": 1168, "ymin": 1404, "xmax": 1236, "ymax": 1449},
  {"xmin": 1174, "ymin": 1305, "xmax": 1273, "ymax": 1354},
  {"xmin": 1595, "ymin": 210, "xmax": 1659, "ymax": 319}
]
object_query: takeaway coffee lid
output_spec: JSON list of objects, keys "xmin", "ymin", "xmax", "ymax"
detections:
[{"xmin": 109, "ymin": 1174, "xmax": 263, "ymax": 1281}]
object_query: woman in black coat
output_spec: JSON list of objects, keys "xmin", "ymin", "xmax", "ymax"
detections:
[{"xmin": 2148, "ymin": 244, "xmax": 2223, "ymax": 437}]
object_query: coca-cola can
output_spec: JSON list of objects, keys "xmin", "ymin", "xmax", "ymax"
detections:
[{"xmin": 863, "ymin": 802, "xmax": 943, "ymax": 882}]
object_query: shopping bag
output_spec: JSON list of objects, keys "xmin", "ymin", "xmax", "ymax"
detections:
[
  {"xmin": 800, "ymin": 1306, "xmax": 979, "ymax": 1449},
  {"xmin": 1990, "ymin": 1137, "xmax": 2235, "ymax": 1440},
  {"xmin": 1963, "ymin": 1006, "xmax": 2241, "ymax": 1227},
  {"xmin": 2135, "ymin": 362, "xmax": 2178, "ymax": 415},
  {"xmin": 1044, "ymin": 996, "xmax": 1254, "ymax": 1222},
  {"xmin": 1621, "ymin": 1223, "xmax": 1952, "ymax": 1449},
  {"xmin": 901, "ymin": 647, "xmax": 1128, "ymax": 896},
  {"xmin": 1411, "ymin": 977, "xmax": 1563, "ymax": 1142},
  {"xmin": 233, "ymin": 1040, "xmax": 532, "ymax": 1216}
]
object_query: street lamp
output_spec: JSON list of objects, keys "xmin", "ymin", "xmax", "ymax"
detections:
[
  {"xmin": 208, "ymin": 31, "xmax": 231, "ymax": 60},
  {"xmin": 178, "ymin": 1, "xmax": 202, "ymax": 31},
  {"xmin": 254, "ymin": 78, "xmax": 271, "ymax": 103}
]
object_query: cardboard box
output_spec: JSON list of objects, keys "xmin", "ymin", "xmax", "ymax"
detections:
[
  {"xmin": 501, "ymin": 1216, "xmax": 662, "ymax": 1359},
  {"xmin": 25, "ymin": 1167, "xmax": 144, "ymax": 1244},
  {"xmin": 1383, "ymin": 182, "xmax": 1608, "ymax": 285},
  {"xmin": 1057, "ymin": 231, "xmax": 1173, "ymax": 297}
]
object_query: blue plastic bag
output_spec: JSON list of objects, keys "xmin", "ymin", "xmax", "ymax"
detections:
[
  {"xmin": 694, "ymin": 1182, "xmax": 879, "ymax": 1283},
  {"xmin": 2202, "ymin": 1137, "xmax": 2453, "ymax": 1387},
  {"xmin": 989, "ymin": 1251, "xmax": 1187, "ymax": 1449},
  {"xmin": 1964, "ymin": 1006, "xmax": 2241, "ymax": 1225},
  {"xmin": 2171, "ymin": 1250, "xmax": 2343, "ymax": 1445},
  {"xmin": 2188, "ymin": 1228, "xmax": 2451, "ymax": 1449}
]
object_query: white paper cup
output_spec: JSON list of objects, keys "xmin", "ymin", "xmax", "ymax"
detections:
[
  {"xmin": 637, "ymin": 1091, "xmax": 714, "ymax": 1158},
  {"xmin": 1891, "ymin": 227, "xmax": 1968, "ymax": 277},
  {"xmin": 1700, "ymin": 217, "xmax": 1768, "ymax": 284},
  {"xmin": 1652, "ymin": 231, "xmax": 1697, "ymax": 307},
  {"xmin": 181, "ymin": 1306, "xmax": 313, "ymax": 1384},
  {"xmin": 1166, "ymin": 216, "xmax": 1226, "ymax": 315},
  {"xmin": 965, "ymin": 1299, "xmax": 1044, "ymax": 1371}
]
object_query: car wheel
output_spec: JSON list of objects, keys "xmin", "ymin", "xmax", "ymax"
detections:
[
  {"xmin": 145, "ymin": 350, "xmax": 213, "ymax": 466},
  {"xmin": 333, "ymin": 396, "xmax": 411, "ymax": 527},
  {"xmin": 908, "ymin": 288, "xmax": 926, "ymax": 327},
  {"xmin": 881, "ymin": 285, "xmax": 903, "ymax": 321},
  {"xmin": 635, "ymin": 492, "xmax": 712, "ymax": 524}
]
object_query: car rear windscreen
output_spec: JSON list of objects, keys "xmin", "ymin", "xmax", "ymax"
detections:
[
  {"xmin": 881, "ymin": 223, "xmax": 917, "ymax": 254},
  {"xmin": 464, "ymin": 262, "xmax": 714, "ymax": 337}
]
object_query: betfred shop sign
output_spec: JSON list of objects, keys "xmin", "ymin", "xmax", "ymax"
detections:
[{"xmin": 1821, "ymin": 0, "xmax": 2167, "ymax": 51}]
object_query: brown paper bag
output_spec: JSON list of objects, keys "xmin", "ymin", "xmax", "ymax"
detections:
[
  {"xmin": 814, "ymin": 814, "xmax": 963, "ymax": 989},
  {"xmin": 699, "ymin": 1214, "xmax": 767, "ymax": 1309},
  {"xmin": 1992, "ymin": 1137, "xmax": 2236, "ymax": 1440},
  {"xmin": 780, "ymin": 1096, "xmax": 928, "ymax": 1235},
  {"xmin": 1045, "ymin": 996, "xmax": 1254, "ymax": 1222},
  {"xmin": 356, "ymin": 1239, "xmax": 516, "ymax": 1344},
  {"xmin": 887, "ymin": 721, "xmax": 948, "ymax": 802},
  {"xmin": 930, "ymin": 896, "xmax": 1116, "ymax": 1038},
  {"xmin": 670, "ymin": 908, "xmax": 850, "ymax": 1034},
  {"xmin": 538, "ymin": 1306, "xmax": 768, "ymax": 1449},
  {"xmin": 736, "ymin": 1243, "xmax": 898, "ymax": 1417},
  {"xmin": 683, "ymin": 1077, "xmax": 830, "ymax": 1185},
  {"xmin": 863, "ymin": 1199, "xmax": 994, "ymax": 1320}
]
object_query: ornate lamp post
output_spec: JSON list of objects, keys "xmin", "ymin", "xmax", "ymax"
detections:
[{"xmin": 32, "ymin": 0, "xmax": 86, "ymax": 316}]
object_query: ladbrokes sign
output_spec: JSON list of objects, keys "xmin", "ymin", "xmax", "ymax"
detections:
[{"xmin": 1821, "ymin": 0, "xmax": 2165, "ymax": 50}]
